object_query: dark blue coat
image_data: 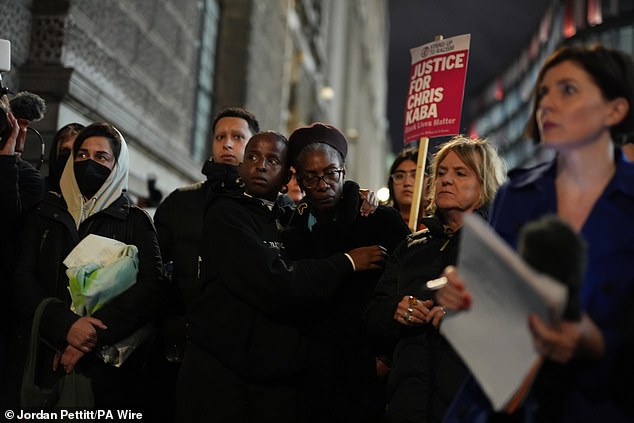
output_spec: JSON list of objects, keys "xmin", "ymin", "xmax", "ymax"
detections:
[{"xmin": 447, "ymin": 153, "xmax": 634, "ymax": 423}]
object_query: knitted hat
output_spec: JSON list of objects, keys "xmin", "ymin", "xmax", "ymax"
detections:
[{"xmin": 288, "ymin": 122, "xmax": 348, "ymax": 167}]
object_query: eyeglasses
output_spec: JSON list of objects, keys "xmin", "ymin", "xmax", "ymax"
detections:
[
  {"xmin": 301, "ymin": 168, "xmax": 344, "ymax": 189},
  {"xmin": 391, "ymin": 170, "xmax": 417, "ymax": 185}
]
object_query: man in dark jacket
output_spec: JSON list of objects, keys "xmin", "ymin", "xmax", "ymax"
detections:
[
  {"xmin": 154, "ymin": 107, "xmax": 259, "ymax": 314},
  {"xmin": 147, "ymin": 107, "xmax": 259, "ymax": 419},
  {"xmin": 285, "ymin": 122, "xmax": 411, "ymax": 422}
]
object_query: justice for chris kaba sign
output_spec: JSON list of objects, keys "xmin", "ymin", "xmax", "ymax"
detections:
[{"xmin": 403, "ymin": 34, "xmax": 470, "ymax": 143}]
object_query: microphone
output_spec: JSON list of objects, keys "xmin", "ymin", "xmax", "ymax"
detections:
[
  {"xmin": 518, "ymin": 214, "xmax": 586, "ymax": 321},
  {"xmin": 9, "ymin": 91, "xmax": 46, "ymax": 122}
]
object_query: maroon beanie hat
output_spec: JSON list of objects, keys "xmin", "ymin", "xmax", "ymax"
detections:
[{"xmin": 288, "ymin": 122, "xmax": 348, "ymax": 167}]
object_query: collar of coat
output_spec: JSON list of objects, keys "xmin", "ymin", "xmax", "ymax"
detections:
[{"xmin": 507, "ymin": 148, "xmax": 634, "ymax": 199}]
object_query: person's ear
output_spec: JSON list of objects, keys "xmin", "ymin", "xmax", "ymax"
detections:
[{"xmin": 606, "ymin": 97, "xmax": 629, "ymax": 127}]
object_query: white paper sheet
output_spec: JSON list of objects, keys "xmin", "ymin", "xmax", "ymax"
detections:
[{"xmin": 441, "ymin": 214, "xmax": 567, "ymax": 411}]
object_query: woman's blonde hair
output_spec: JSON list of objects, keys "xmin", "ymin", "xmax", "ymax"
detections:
[{"xmin": 426, "ymin": 136, "xmax": 506, "ymax": 216}]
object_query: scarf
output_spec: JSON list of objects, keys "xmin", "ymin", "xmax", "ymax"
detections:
[{"xmin": 60, "ymin": 134, "xmax": 129, "ymax": 228}]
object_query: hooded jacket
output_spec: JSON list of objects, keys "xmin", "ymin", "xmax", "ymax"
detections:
[{"xmin": 14, "ymin": 132, "xmax": 164, "ymax": 391}]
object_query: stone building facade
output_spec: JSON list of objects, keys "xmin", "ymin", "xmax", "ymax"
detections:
[{"xmin": 1, "ymin": 0, "xmax": 390, "ymax": 199}]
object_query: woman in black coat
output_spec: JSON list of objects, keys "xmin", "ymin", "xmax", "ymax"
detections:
[
  {"xmin": 283, "ymin": 123, "xmax": 411, "ymax": 423},
  {"xmin": 366, "ymin": 137, "xmax": 506, "ymax": 423},
  {"xmin": 13, "ymin": 122, "xmax": 165, "ymax": 408}
]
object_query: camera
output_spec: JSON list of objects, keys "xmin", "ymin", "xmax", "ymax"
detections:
[
  {"xmin": 1, "ymin": 39, "xmax": 12, "ymax": 146},
  {"xmin": 0, "ymin": 39, "xmax": 10, "ymax": 73},
  {"xmin": 0, "ymin": 39, "xmax": 47, "ymax": 167}
]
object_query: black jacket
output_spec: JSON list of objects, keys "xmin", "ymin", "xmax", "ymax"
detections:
[
  {"xmin": 0, "ymin": 155, "xmax": 44, "ymax": 407},
  {"xmin": 283, "ymin": 181, "xmax": 411, "ymax": 422},
  {"xmin": 366, "ymin": 215, "xmax": 468, "ymax": 423},
  {"xmin": 12, "ymin": 192, "xmax": 165, "ymax": 407},
  {"xmin": 154, "ymin": 161, "xmax": 241, "ymax": 309},
  {"xmin": 186, "ymin": 193, "xmax": 354, "ymax": 384},
  {"xmin": 0, "ymin": 156, "xmax": 44, "ymax": 317},
  {"xmin": 14, "ymin": 192, "xmax": 165, "ymax": 350}
]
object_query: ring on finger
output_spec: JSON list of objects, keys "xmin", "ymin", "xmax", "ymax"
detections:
[
  {"xmin": 409, "ymin": 296, "xmax": 418, "ymax": 307},
  {"xmin": 440, "ymin": 305, "xmax": 447, "ymax": 315}
]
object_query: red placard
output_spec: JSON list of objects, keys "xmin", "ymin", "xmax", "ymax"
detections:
[{"xmin": 403, "ymin": 34, "xmax": 470, "ymax": 143}]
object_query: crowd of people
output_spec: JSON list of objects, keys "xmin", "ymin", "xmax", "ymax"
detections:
[{"xmin": 0, "ymin": 42, "xmax": 633, "ymax": 423}]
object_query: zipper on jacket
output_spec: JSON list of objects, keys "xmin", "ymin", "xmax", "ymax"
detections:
[{"xmin": 39, "ymin": 229, "xmax": 49, "ymax": 254}]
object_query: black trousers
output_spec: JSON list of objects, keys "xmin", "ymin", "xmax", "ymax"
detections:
[{"xmin": 176, "ymin": 342, "xmax": 298, "ymax": 423}]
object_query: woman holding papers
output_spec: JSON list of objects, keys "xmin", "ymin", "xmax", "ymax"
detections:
[
  {"xmin": 366, "ymin": 136, "xmax": 505, "ymax": 423},
  {"xmin": 13, "ymin": 122, "xmax": 164, "ymax": 408},
  {"xmin": 438, "ymin": 44, "xmax": 634, "ymax": 422}
]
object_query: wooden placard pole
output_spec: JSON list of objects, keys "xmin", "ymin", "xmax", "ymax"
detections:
[
  {"xmin": 407, "ymin": 34, "xmax": 443, "ymax": 232},
  {"xmin": 408, "ymin": 137, "xmax": 429, "ymax": 231}
]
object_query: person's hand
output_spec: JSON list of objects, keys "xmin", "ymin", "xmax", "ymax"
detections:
[
  {"xmin": 393, "ymin": 295, "xmax": 433, "ymax": 326},
  {"xmin": 435, "ymin": 266, "xmax": 472, "ymax": 311},
  {"xmin": 66, "ymin": 316, "xmax": 108, "ymax": 353},
  {"xmin": 15, "ymin": 117, "xmax": 29, "ymax": 155},
  {"xmin": 426, "ymin": 304, "xmax": 448, "ymax": 329},
  {"xmin": 376, "ymin": 356, "xmax": 391, "ymax": 378},
  {"xmin": 347, "ymin": 245, "xmax": 387, "ymax": 271},
  {"xmin": 529, "ymin": 315, "xmax": 582, "ymax": 363},
  {"xmin": 57, "ymin": 345, "xmax": 85, "ymax": 374},
  {"xmin": 530, "ymin": 314, "xmax": 605, "ymax": 362},
  {"xmin": 359, "ymin": 189, "xmax": 378, "ymax": 217},
  {"xmin": 0, "ymin": 112, "xmax": 19, "ymax": 156}
]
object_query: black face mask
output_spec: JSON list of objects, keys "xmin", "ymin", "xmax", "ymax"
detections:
[{"xmin": 74, "ymin": 159, "xmax": 112, "ymax": 198}]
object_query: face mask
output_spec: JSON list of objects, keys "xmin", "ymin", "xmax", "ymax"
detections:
[{"xmin": 74, "ymin": 159, "xmax": 112, "ymax": 198}]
